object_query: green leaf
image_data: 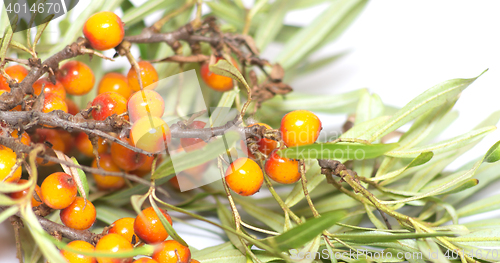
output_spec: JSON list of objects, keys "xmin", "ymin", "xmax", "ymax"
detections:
[
  {"xmin": 209, "ymin": 59, "xmax": 250, "ymax": 91},
  {"xmin": 238, "ymin": 199, "xmax": 284, "ymax": 233},
  {"xmin": 276, "ymin": 0, "xmax": 367, "ymax": 69},
  {"xmin": 205, "ymin": 2, "xmax": 245, "ymax": 30},
  {"xmin": 33, "ymin": 15, "xmax": 54, "ymax": 48},
  {"xmin": 457, "ymin": 193, "xmax": 500, "ymax": 218},
  {"xmin": 365, "ymin": 71, "xmax": 486, "ymax": 142},
  {"xmin": 483, "ymin": 140, "xmax": 500, "ymax": 163},
  {"xmin": 254, "ymin": 0, "xmax": 291, "ymax": 50},
  {"xmin": 355, "ymin": 91, "xmax": 384, "ymax": 125},
  {"xmin": 130, "ymin": 194, "xmax": 148, "ymax": 215},
  {"xmin": 95, "ymin": 205, "xmax": 135, "ymax": 225},
  {"xmin": 0, "ymin": 16, "xmax": 16, "ymax": 63},
  {"xmin": 417, "ymin": 239, "xmax": 451, "ymax": 263},
  {"xmin": 331, "ymin": 231, "xmax": 454, "ymax": 243},
  {"xmin": 385, "ymin": 126, "xmax": 496, "ymax": 158},
  {"xmin": 122, "ymin": 0, "xmax": 176, "ymax": 26},
  {"xmin": 264, "ymin": 210, "xmax": 346, "ymax": 251},
  {"xmin": 277, "ymin": 142, "xmax": 399, "ymax": 160},
  {"xmin": 71, "ymin": 157, "xmax": 89, "ymax": 198},
  {"xmin": 438, "ymin": 179, "xmax": 478, "ymax": 195},
  {"xmin": 150, "ymin": 199, "xmax": 188, "ymax": 246},
  {"xmin": 372, "ymin": 152, "xmax": 433, "ymax": 181},
  {"xmin": 193, "ymin": 248, "xmax": 282, "ymax": 263}
]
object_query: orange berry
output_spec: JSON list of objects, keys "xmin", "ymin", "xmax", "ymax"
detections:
[
  {"xmin": 249, "ymin": 123, "xmax": 277, "ymax": 155},
  {"xmin": 110, "ymin": 137, "xmax": 145, "ymax": 171},
  {"xmin": 66, "ymin": 98, "xmax": 80, "ymax": 115},
  {"xmin": 225, "ymin": 158, "xmax": 263, "ymax": 196},
  {"xmin": 130, "ymin": 116, "xmax": 170, "ymax": 153},
  {"xmin": 42, "ymin": 92, "xmax": 68, "ymax": 113},
  {"xmin": 2, "ymin": 130, "xmax": 31, "ymax": 147},
  {"xmin": 57, "ymin": 61, "xmax": 95, "ymax": 96},
  {"xmin": 60, "ymin": 197, "xmax": 97, "ymax": 230},
  {"xmin": 92, "ymin": 92, "xmax": 127, "ymax": 121},
  {"xmin": 59, "ymin": 129, "xmax": 75, "ymax": 154},
  {"xmin": 95, "ymin": 233, "xmax": 133, "ymax": 263},
  {"xmin": 0, "ymin": 65, "xmax": 28, "ymax": 91},
  {"xmin": 133, "ymin": 258, "xmax": 158, "ymax": 263},
  {"xmin": 0, "ymin": 146, "xmax": 21, "ymax": 183},
  {"xmin": 127, "ymin": 90, "xmax": 165, "ymax": 122},
  {"xmin": 33, "ymin": 77, "xmax": 66, "ymax": 99},
  {"xmin": 33, "ymin": 129, "xmax": 66, "ymax": 166},
  {"xmin": 40, "ymin": 172, "xmax": 77, "ymax": 209},
  {"xmin": 76, "ymin": 132, "xmax": 108, "ymax": 157},
  {"xmin": 98, "ymin": 72, "xmax": 132, "ymax": 99},
  {"xmin": 189, "ymin": 260, "xmax": 200, "ymax": 263},
  {"xmin": 152, "ymin": 240, "xmax": 191, "ymax": 263},
  {"xmin": 10, "ymin": 179, "xmax": 42, "ymax": 207},
  {"xmin": 134, "ymin": 207, "xmax": 172, "ymax": 244},
  {"xmin": 91, "ymin": 154, "xmax": 125, "ymax": 190},
  {"xmin": 83, "ymin": 11, "xmax": 124, "ymax": 51},
  {"xmin": 179, "ymin": 121, "xmax": 207, "ymax": 152},
  {"xmin": 280, "ymin": 110, "xmax": 322, "ymax": 147},
  {"xmin": 108, "ymin": 217, "xmax": 139, "ymax": 245},
  {"xmin": 127, "ymin": 61, "xmax": 158, "ymax": 92},
  {"xmin": 200, "ymin": 57, "xmax": 237, "ymax": 92},
  {"xmin": 61, "ymin": 240, "xmax": 96, "ymax": 263},
  {"xmin": 264, "ymin": 150, "xmax": 301, "ymax": 184}
]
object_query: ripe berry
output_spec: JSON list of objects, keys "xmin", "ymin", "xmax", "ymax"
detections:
[
  {"xmin": 127, "ymin": 90, "xmax": 165, "ymax": 122},
  {"xmin": 42, "ymin": 92, "xmax": 68, "ymax": 114},
  {"xmin": 40, "ymin": 172, "xmax": 77, "ymax": 209},
  {"xmin": 134, "ymin": 207, "xmax": 173, "ymax": 244},
  {"xmin": 225, "ymin": 158, "xmax": 263, "ymax": 196},
  {"xmin": 33, "ymin": 77, "xmax": 66, "ymax": 99},
  {"xmin": 280, "ymin": 110, "xmax": 322, "ymax": 147},
  {"xmin": 264, "ymin": 150, "xmax": 301, "ymax": 184},
  {"xmin": 33, "ymin": 129, "xmax": 66, "ymax": 166},
  {"xmin": 92, "ymin": 92, "xmax": 127, "ymax": 121},
  {"xmin": 0, "ymin": 65, "xmax": 28, "ymax": 91},
  {"xmin": 0, "ymin": 146, "xmax": 21, "ymax": 183},
  {"xmin": 60, "ymin": 197, "xmax": 97, "ymax": 230},
  {"xmin": 75, "ymin": 132, "xmax": 108, "ymax": 158},
  {"xmin": 108, "ymin": 217, "xmax": 139, "ymax": 245},
  {"xmin": 61, "ymin": 240, "xmax": 96, "ymax": 263},
  {"xmin": 58, "ymin": 129, "xmax": 75, "ymax": 154},
  {"xmin": 57, "ymin": 61, "xmax": 95, "ymax": 96},
  {"xmin": 10, "ymin": 179, "xmax": 43, "ymax": 207},
  {"xmin": 98, "ymin": 72, "xmax": 132, "ymax": 99},
  {"xmin": 83, "ymin": 11, "xmax": 124, "ymax": 51},
  {"xmin": 152, "ymin": 240, "xmax": 191, "ymax": 263},
  {"xmin": 133, "ymin": 259, "xmax": 158, "ymax": 263},
  {"xmin": 110, "ymin": 137, "xmax": 145, "ymax": 171},
  {"xmin": 95, "ymin": 233, "xmax": 133, "ymax": 263},
  {"xmin": 92, "ymin": 154, "xmax": 125, "ymax": 190},
  {"xmin": 66, "ymin": 98, "xmax": 80, "ymax": 115},
  {"xmin": 189, "ymin": 260, "xmax": 200, "ymax": 263},
  {"xmin": 179, "ymin": 121, "xmax": 207, "ymax": 152},
  {"xmin": 200, "ymin": 57, "xmax": 238, "ymax": 92},
  {"xmin": 249, "ymin": 123, "xmax": 278, "ymax": 155},
  {"xmin": 130, "ymin": 116, "xmax": 170, "ymax": 153},
  {"xmin": 127, "ymin": 61, "xmax": 158, "ymax": 92}
]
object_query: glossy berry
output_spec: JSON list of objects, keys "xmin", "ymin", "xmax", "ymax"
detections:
[
  {"xmin": 110, "ymin": 137, "xmax": 145, "ymax": 171},
  {"xmin": 61, "ymin": 240, "xmax": 96, "ymax": 263},
  {"xmin": 33, "ymin": 129, "xmax": 66, "ymax": 165},
  {"xmin": 83, "ymin": 11, "xmax": 124, "ymax": 51},
  {"xmin": 40, "ymin": 172, "xmax": 77, "ymax": 209},
  {"xmin": 134, "ymin": 207, "xmax": 173, "ymax": 244},
  {"xmin": 98, "ymin": 72, "xmax": 133, "ymax": 99},
  {"xmin": 189, "ymin": 260, "xmax": 200, "ymax": 263},
  {"xmin": 92, "ymin": 92, "xmax": 127, "ymax": 121},
  {"xmin": 57, "ymin": 61, "xmax": 95, "ymax": 96},
  {"xmin": 10, "ymin": 179, "xmax": 42, "ymax": 207},
  {"xmin": 0, "ymin": 146, "xmax": 21, "ymax": 183},
  {"xmin": 75, "ymin": 132, "xmax": 108, "ymax": 157},
  {"xmin": 225, "ymin": 158, "xmax": 263, "ymax": 196},
  {"xmin": 264, "ymin": 150, "xmax": 301, "ymax": 184},
  {"xmin": 92, "ymin": 154, "xmax": 125, "ymax": 190},
  {"xmin": 249, "ymin": 123, "xmax": 278, "ymax": 155},
  {"xmin": 201, "ymin": 57, "xmax": 237, "ymax": 92},
  {"xmin": 60, "ymin": 197, "xmax": 97, "ymax": 230},
  {"xmin": 0, "ymin": 65, "xmax": 28, "ymax": 91},
  {"xmin": 33, "ymin": 77, "xmax": 66, "ymax": 99},
  {"xmin": 179, "ymin": 121, "xmax": 207, "ymax": 152},
  {"xmin": 95, "ymin": 233, "xmax": 133, "ymax": 263},
  {"xmin": 42, "ymin": 92, "xmax": 68, "ymax": 113},
  {"xmin": 130, "ymin": 116, "xmax": 170, "ymax": 153},
  {"xmin": 66, "ymin": 98, "xmax": 80, "ymax": 115},
  {"xmin": 152, "ymin": 240, "xmax": 191, "ymax": 263},
  {"xmin": 280, "ymin": 110, "xmax": 322, "ymax": 147},
  {"xmin": 127, "ymin": 90, "xmax": 165, "ymax": 122},
  {"xmin": 127, "ymin": 61, "xmax": 158, "ymax": 92},
  {"xmin": 132, "ymin": 259, "xmax": 158, "ymax": 263},
  {"xmin": 109, "ymin": 217, "xmax": 139, "ymax": 245}
]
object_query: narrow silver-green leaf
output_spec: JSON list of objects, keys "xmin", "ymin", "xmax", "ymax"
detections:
[
  {"xmin": 254, "ymin": 0, "xmax": 290, "ymax": 50},
  {"xmin": 150, "ymin": 199, "xmax": 188, "ymax": 246},
  {"xmin": 71, "ymin": 157, "xmax": 89, "ymax": 198},
  {"xmin": 277, "ymin": 142, "xmax": 399, "ymax": 160}
]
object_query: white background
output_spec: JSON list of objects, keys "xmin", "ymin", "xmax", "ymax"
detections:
[{"xmin": 2, "ymin": 0, "xmax": 500, "ymax": 262}]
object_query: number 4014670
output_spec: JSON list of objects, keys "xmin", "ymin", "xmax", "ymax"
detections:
[{"xmin": 5, "ymin": 2, "xmax": 62, "ymax": 14}]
